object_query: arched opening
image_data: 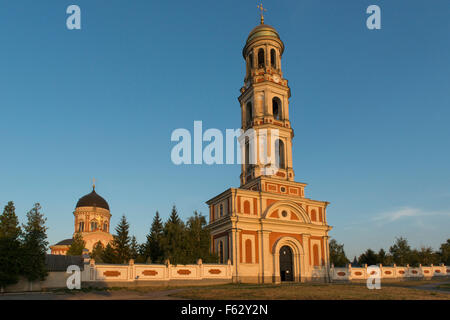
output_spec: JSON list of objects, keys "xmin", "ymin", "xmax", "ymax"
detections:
[
  {"xmin": 78, "ymin": 221, "xmax": 84, "ymax": 232},
  {"xmin": 258, "ymin": 48, "xmax": 265, "ymax": 69},
  {"xmin": 245, "ymin": 239, "xmax": 252, "ymax": 263},
  {"xmin": 272, "ymin": 97, "xmax": 282, "ymax": 120},
  {"xmin": 270, "ymin": 49, "xmax": 276, "ymax": 69},
  {"xmin": 103, "ymin": 223, "xmax": 108, "ymax": 232},
  {"xmin": 219, "ymin": 241, "xmax": 224, "ymax": 264},
  {"xmin": 244, "ymin": 136, "xmax": 250, "ymax": 172},
  {"xmin": 249, "ymin": 52, "xmax": 254, "ymax": 69},
  {"xmin": 246, "ymin": 102, "xmax": 253, "ymax": 125},
  {"xmin": 90, "ymin": 220, "xmax": 98, "ymax": 231},
  {"xmin": 275, "ymin": 139, "xmax": 286, "ymax": 169},
  {"xmin": 279, "ymin": 246, "xmax": 293, "ymax": 281}
]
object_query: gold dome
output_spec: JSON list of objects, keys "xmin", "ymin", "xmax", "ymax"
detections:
[{"xmin": 243, "ymin": 24, "xmax": 284, "ymax": 58}]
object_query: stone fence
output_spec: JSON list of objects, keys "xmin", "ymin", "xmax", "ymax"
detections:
[
  {"xmin": 81, "ymin": 259, "xmax": 233, "ymax": 284},
  {"xmin": 331, "ymin": 263, "xmax": 450, "ymax": 281}
]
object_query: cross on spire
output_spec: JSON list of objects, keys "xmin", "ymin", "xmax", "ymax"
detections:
[{"xmin": 257, "ymin": 1, "xmax": 267, "ymax": 25}]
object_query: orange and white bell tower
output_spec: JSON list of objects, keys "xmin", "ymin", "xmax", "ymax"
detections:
[
  {"xmin": 207, "ymin": 7, "xmax": 332, "ymax": 284},
  {"xmin": 239, "ymin": 18, "xmax": 295, "ymax": 186}
]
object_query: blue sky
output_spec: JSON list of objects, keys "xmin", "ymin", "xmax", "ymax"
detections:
[{"xmin": 0, "ymin": 0, "xmax": 449, "ymax": 259}]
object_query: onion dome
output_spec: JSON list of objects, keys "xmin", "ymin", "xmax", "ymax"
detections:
[{"xmin": 75, "ymin": 187, "xmax": 110, "ymax": 210}]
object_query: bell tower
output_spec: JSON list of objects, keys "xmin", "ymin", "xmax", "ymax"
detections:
[
  {"xmin": 239, "ymin": 17, "xmax": 295, "ymax": 186},
  {"xmin": 207, "ymin": 7, "xmax": 331, "ymax": 284}
]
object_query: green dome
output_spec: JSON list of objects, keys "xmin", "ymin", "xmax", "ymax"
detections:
[
  {"xmin": 246, "ymin": 24, "xmax": 281, "ymax": 43},
  {"xmin": 243, "ymin": 24, "xmax": 284, "ymax": 58}
]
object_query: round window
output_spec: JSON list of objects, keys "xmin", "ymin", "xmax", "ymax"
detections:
[{"xmin": 281, "ymin": 210, "xmax": 288, "ymax": 218}]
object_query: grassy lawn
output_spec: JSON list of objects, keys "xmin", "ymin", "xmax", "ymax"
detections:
[
  {"xmin": 169, "ymin": 281, "xmax": 450, "ymax": 300},
  {"xmin": 437, "ymin": 284, "xmax": 450, "ymax": 291}
]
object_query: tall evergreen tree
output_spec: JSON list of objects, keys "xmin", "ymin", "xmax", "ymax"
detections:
[
  {"xmin": 162, "ymin": 205, "xmax": 187, "ymax": 264},
  {"xmin": 143, "ymin": 211, "xmax": 164, "ymax": 263},
  {"xmin": 66, "ymin": 232, "xmax": 85, "ymax": 256},
  {"xmin": 21, "ymin": 203, "xmax": 48, "ymax": 282},
  {"xmin": 130, "ymin": 236, "xmax": 139, "ymax": 260},
  {"xmin": 186, "ymin": 211, "xmax": 217, "ymax": 263},
  {"xmin": 101, "ymin": 243, "xmax": 118, "ymax": 264},
  {"xmin": 0, "ymin": 201, "xmax": 22, "ymax": 289},
  {"xmin": 112, "ymin": 215, "xmax": 131, "ymax": 264},
  {"xmin": 329, "ymin": 239, "xmax": 350, "ymax": 267},
  {"xmin": 90, "ymin": 241, "xmax": 104, "ymax": 262}
]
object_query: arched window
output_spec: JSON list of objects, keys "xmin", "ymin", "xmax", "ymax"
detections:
[
  {"xmin": 249, "ymin": 52, "xmax": 254, "ymax": 69},
  {"xmin": 272, "ymin": 97, "xmax": 282, "ymax": 120},
  {"xmin": 78, "ymin": 221, "xmax": 84, "ymax": 232},
  {"xmin": 270, "ymin": 49, "xmax": 276, "ymax": 68},
  {"xmin": 245, "ymin": 239, "xmax": 252, "ymax": 263},
  {"xmin": 90, "ymin": 221, "xmax": 98, "ymax": 231},
  {"xmin": 275, "ymin": 139, "xmax": 286, "ymax": 169},
  {"xmin": 103, "ymin": 223, "xmax": 108, "ymax": 232},
  {"xmin": 219, "ymin": 204, "xmax": 223, "ymax": 217},
  {"xmin": 219, "ymin": 241, "xmax": 224, "ymax": 264},
  {"xmin": 245, "ymin": 137, "xmax": 250, "ymax": 167},
  {"xmin": 257, "ymin": 48, "xmax": 265, "ymax": 68},
  {"xmin": 246, "ymin": 102, "xmax": 253, "ymax": 124}
]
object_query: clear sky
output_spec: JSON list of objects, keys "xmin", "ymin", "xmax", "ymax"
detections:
[{"xmin": 0, "ymin": 0, "xmax": 449, "ymax": 259}]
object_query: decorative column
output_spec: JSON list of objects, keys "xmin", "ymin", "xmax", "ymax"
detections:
[{"xmin": 302, "ymin": 234, "xmax": 311, "ymax": 280}]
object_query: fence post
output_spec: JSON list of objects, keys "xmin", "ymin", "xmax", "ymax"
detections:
[
  {"xmin": 89, "ymin": 259, "xmax": 96, "ymax": 281},
  {"xmin": 165, "ymin": 259, "xmax": 171, "ymax": 281},
  {"xmin": 197, "ymin": 259, "xmax": 203, "ymax": 279},
  {"xmin": 129, "ymin": 259, "xmax": 135, "ymax": 281}
]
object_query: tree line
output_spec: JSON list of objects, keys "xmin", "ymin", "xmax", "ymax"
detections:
[
  {"xmin": 329, "ymin": 237, "xmax": 450, "ymax": 267},
  {"xmin": 0, "ymin": 202, "xmax": 48, "ymax": 290},
  {"xmin": 67, "ymin": 205, "xmax": 218, "ymax": 265}
]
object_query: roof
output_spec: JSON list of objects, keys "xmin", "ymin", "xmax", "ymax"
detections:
[
  {"xmin": 53, "ymin": 238, "xmax": 74, "ymax": 246},
  {"xmin": 243, "ymin": 23, "xmax": 284, "ymax": 57},
  {"xmin": 76, "ymin": 187, "xmax": 110, "ymax": 210},
  {"xmin": 45, "ymin": 254, "xmax": 84, "ymax": 272}
]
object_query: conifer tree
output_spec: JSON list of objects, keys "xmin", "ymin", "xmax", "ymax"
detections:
[
  {"xmin": 90, "ymin": 241, "xmax": 104, "ymax": 262},
  {"xmin": 66, "ymin": 232, "xmax": 85, "ymax": 256},
  {"xmin": 101, "ymin": 243, "xmax": 118, "ymax": 264},
  {"xmin": 143, "ymin": 211, "xmax": 164, "ymax": 263},
  {"xmin": 186, "ymin": 211, "xmax": 217, "ymax": 263},
  {"xmin": 112, "ymin": 215, "xmax": 131, "ymax": 264},
  {"xmin": 0, "ymin": 201, "xmax": 22, "ymax": 289},
  {"xmin": 21, "ymin": 203, "xmax": 48, "ymax": 282},
  {"xmin": 130, "ymin": 236, "xmax": 139, "ymax": 260},
  {"xmin": 162, "ymin": 205, "xmax": 187, "ymax": 264}
]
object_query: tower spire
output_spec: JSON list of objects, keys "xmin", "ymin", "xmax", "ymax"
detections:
[
  {"xmin": 257, "ymin": 1, "xmax": 267, "ymax": 24},
  {"xmin": 92, "ymin": 178, "xmax": 96, "ymax": 190}
]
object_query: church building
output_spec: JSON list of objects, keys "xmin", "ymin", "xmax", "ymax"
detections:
[
  {"xmin": 50, "ymin": 184, "xmax": 113, "ymax": 255},
  {"xmin": 206, "ymin": 15, "xmax": 332, "ymax": 283}
]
